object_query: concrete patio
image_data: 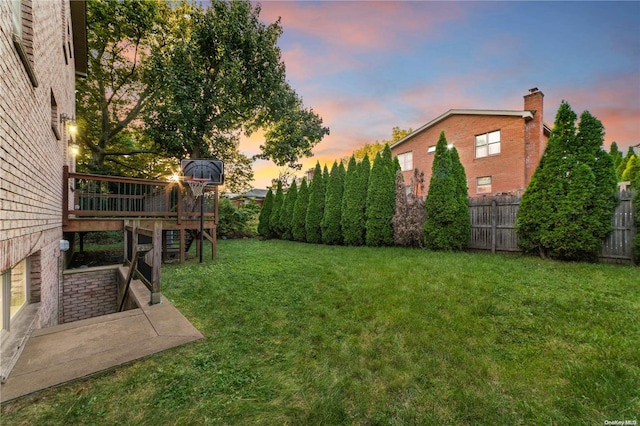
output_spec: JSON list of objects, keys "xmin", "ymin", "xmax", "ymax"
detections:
[{"xmin": 0, "ymin": 280, "xmax": 203, "ymax": 403}]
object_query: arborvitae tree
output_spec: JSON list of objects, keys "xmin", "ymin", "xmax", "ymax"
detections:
[
  {"xmin": 322, "ymin": 164, "xmax": 330, "ymax": 188},
  {"xmin": 517, "ymin": 103, "xmax": 618, "ymax": 260},
  {"xmin": 609, "ymin": 142, "xmax": 623, "ymax": 177},
  {"xmin": 342, "ymin": 155, "xmax": 366, "ymax": 245},
  {"xmin": 269, "ymin": 180, "xmax": 285, "ymax": 238},
  {"xmin": 424, "ymin": 132, "xmax": 468, "ymax": 250},
  {"xmin": 617, "ymin": 147, "xmax": 636, "ymax": 181},
  {"xmin": 280, "ymin": 180, "xmax": 298, "ymax": 240},
  {"xmin": 450, "ymin": 146, "xmax": 471, "ymax": 246},
  {"xmin": 291, "ymin": 178, "xmax": 309, "ymax": 242},
  {"xmin": 517, "ymin": 102, "xmax": 577, "ymax": 257},
  {"xmin": 305, "ymin": 162, "xmax": 325, "ymax": 244},
  {"xmin": 621, "ymin": 155, "xmax": 638, "ymax": 184},
  {"xmin": 321, "ymin": 161, "xmax": 345, "ymax": 245},
  {"xmin": 257, "ymin": 189, "xmax": 274, "ymax": 238},
  {"xmin": 365, "ymin": 145, "xmax": 396, "ymax": 246}
]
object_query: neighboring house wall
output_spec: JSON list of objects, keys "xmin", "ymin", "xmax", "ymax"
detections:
[
  {"xmin": 392, "ymin": 90, "xmax": 548, "ymax": 197},
  {"xmin": 1, "ymin": 0, "xmax": 78, "ymax": 379}
]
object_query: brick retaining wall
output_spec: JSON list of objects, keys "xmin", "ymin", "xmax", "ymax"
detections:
[{"xmin": 61, "ymin": 266, "xmax": 118, "ymax": 323}]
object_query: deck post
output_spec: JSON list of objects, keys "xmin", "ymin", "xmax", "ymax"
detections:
[
  {"xmin": 62, "ymin": 166, "xmax": 69, "ymax": 226},
  {"xmin": 150, "ymin": 221, "xmax": 162, "ymax": 304}
]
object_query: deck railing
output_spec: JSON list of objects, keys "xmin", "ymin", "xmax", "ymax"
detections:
[{"xmin": 62, "ymin": 166, "xmax": 217, "ymax": 225}]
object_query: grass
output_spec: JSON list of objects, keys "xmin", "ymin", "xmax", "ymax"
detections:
[{"xmin": 2, "ymin": 239, "xmax": 638, "ymax": 424}]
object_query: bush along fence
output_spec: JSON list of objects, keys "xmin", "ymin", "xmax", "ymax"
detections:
[{"xmin": 468, "ymin": 190, "xmax": 637, "ymax": 264}]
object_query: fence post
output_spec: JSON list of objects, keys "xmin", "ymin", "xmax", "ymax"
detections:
[{"xmin": 491, "ymin": 199, "xmax": 497, "ymax": 253}]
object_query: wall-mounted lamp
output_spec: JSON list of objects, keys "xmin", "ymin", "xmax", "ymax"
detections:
[
  {"xmin": 70, "ymin": 144, "xmax": 80, "ymax": 156},
  {"xmin": 60, "ymin": 113, "xmax": 77, "ymax": 136}
]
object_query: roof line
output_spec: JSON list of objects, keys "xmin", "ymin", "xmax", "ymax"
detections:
[{"xmin": 391, "ymin": 109, "xmax": 535, "ymax": 149}]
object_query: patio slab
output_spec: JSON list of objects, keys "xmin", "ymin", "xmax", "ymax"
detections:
[{"xmin": 0, "ymin": 280, "xmax": 203, "ymax": 403}]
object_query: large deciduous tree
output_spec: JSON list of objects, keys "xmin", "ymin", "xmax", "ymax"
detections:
[
  {"xmin": 516, "ymin": 103, "xmax": 617, "ymax": 260},
  {"xmin": 145, "ymin": 0, "xmax": 328, "ymax": 188},
  {"xmin": 76, "ymin": 0, "xmax": 169, "ymax": 176}
]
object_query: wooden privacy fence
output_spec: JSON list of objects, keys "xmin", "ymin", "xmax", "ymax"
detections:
[{"xmin": 468, "ymin": 191, "xmax": 637, "ymax": 263}]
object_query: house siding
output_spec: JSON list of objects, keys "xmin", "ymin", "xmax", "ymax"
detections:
[{"xmin": 1, "ymin": 0, "xmax": 77, "ymax": 328}]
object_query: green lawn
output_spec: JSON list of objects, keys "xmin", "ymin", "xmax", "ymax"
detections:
[{"xmin": 2, "ymin": 239, "xmax": 638, "ymax": 425}]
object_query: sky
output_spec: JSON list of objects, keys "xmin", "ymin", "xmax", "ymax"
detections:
[{"xmin": 237, "ymin": 1, "xmax": 640, "ymax": 189}]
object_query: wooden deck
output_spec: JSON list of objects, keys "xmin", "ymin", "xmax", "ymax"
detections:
[{"xmin": 62, "ymin": 166, "xmax": 218, "ymax": 262}]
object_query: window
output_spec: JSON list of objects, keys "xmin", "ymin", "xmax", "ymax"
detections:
[
  {"xmin": 476, "ymin": 176, "xmax": 492, "ymax": 194},
  {"xmin": 475, "ymin": 130, "xmax": 500, "ymax": 158},
  {"xmin": 397, "ymin": 152, "xmax": 413, "ymax": 171},
  {"xmin": 51, "ymin": 90, "xmax": 61, "ymax": 140},
  {"xmin": 11, "ymin": 0, "xmax": 38, "ymax": 87},
  {"xmin": 1, "ymin": 259, "xmax": 29, "ymax": 332}
]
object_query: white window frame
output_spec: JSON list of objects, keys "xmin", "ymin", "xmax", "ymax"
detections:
[
  {"xmin": 397, "ymin": 152, "xmax": 413, "ymax": 172},
  {"xmin": 1, "ymin": 259, "xmax": 29, "ymax": 333},
  {"xmin": 476, "ymin": 176, "xmax": 492, "ymax": 194},
  {"xmin": 475, "ymin": 130, "xmax": 501, "ymax": 158}
]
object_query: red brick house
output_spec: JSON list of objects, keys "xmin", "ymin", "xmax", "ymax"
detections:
[{"xmin": 391, "ymin": 89, "xmax": 550, "ymax": 197}]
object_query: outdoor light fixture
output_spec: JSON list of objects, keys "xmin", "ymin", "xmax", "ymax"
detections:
[
  {"xmin": 70, "ymin": 144, "xmax": 80, "ymax": 156},
  {"xmin": 60, "ymin": 113, "xmax": 77, "ymax": 136}
]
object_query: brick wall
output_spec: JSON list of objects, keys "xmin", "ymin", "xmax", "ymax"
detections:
[
  {"xmin": 392, "ymin": 91, "xmax": 549, "ymax": 198},
  {"xmin": 394, "ymin": 114, "xmax": 529, "ymax": 197},
  {"xmin": 1, "ymin": 0, "xmax": 77, "ymax": 327},
  {"xmin": 61, "ymin": 267, "xmax": 119, "ymax": 323}
]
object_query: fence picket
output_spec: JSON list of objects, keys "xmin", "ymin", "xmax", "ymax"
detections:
[{"xmin": 467, "ymin": 191, "xmax": 636, "ymax": 263}]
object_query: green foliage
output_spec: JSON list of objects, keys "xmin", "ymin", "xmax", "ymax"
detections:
[
  {"xmin": 257, "ymin": 189, "xmax": 274, "ymax": 238},
  {"xmin": 365, "ymin": 146, "xmax": 396, "ymax": 246},
  {"xmin": 517, "ymin": 104, "xmax": 618, "ymax": 261},
  {"xmin": 347, "ymin": 127, "xmax": 413, "ymax": 163},
  {"xmin": 342, "ymin": 155, "xmax": 370, "ymax": 246},
  {"xmin": 269, "ymin": 181, "xmax": 285, "ymax": 238},
  {"xmin": 424, "ymin": 132, "xmax": 469, "ymax": 250},
  {"xmin": 291, "ymin": 178, "xmax": 309, "ymax": 242},
  {"xmin": 77, "ymin": 0, "xmax": 169, "ymax": 176},
  {"xmin": 609, "ymin": 142, "xmax": 623, "ymax": 177},
  {"xmin": 216, "ymin": 198, "xmax": 259, "ymax": 238},
  {"xmin": 321, "ymin": 162, "xmax": 345, "ymax": 245},
  {"xmin": 305, "ymin": 163, "xmax": 326, "ymax": 244},
  {"xmin": 280, "ymin": 180, "xmax": 298, "ymax": 240},
  {"xmin": 616, "ymin": 147, "xmax": 636, "ymax": 181},
  {"xmin": 145, "ymin": 0, "xmax": 326, "ymax": 187},
  {"xmin": 621, "ymin": 155, "xmax": 639, "ymax": 184}
]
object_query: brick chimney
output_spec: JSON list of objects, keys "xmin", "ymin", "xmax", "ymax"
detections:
[{"xmin": 523, "ymin": 88, "xmax": 545, "ymax": 185}]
